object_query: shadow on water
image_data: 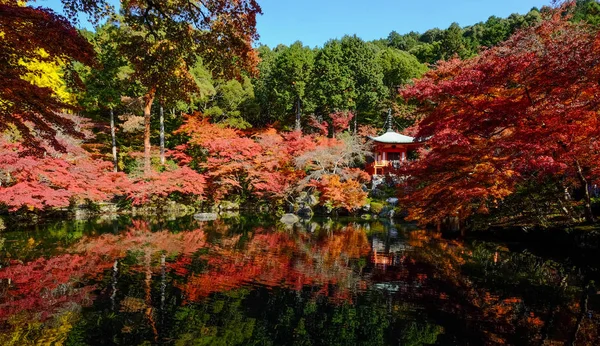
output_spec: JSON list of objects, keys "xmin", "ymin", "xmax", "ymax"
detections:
[{"xmin": 0, "ymin": 215, "xmax": 599, "ymax": 345}]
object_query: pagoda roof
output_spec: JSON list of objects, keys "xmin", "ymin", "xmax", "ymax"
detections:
[{"xmin": 369, "ymin": 130, "xmax": 415, "ymax": 144}]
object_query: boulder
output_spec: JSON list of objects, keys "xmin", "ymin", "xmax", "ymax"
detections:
[
  {"xmin": 194, "ymin": 213, "xmax": 218, "ymax": 221},
  {"xmin": 386, "ymin": 197, "xmax": 399, "ymax": 205},
  {"xmin": 297, "ymin": 206, "xmax": 313, "ymax": 219},
  {"xmin": 280, "ymin": 213, "xmax": 300, "ymax": 224}
]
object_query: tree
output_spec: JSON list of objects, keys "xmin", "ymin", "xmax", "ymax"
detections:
[
  {"xmin": 0, "ymin": 118, "xmax": 131, "ymax": 211},
  {"xmin": 203, "ymin": 76, "xmax": 257, "ymax": 129},
  {"xmin": 401, "ymin": 8, "xmax": 600, "ymax": 226},
  {"xmin": 0, "ymin": 1, "xmax": 95, "ymax": 154},
  {"xmin": 294, "ymin": 131, "xmax": 371, "ymax": 206},
  {"xmin": 267, "ymin": 42, "xmax": 315, "ymax": 130},
  {"xmin": 387, "ymin": 31, "xmax": 420, "ymax": 51},
  {"xmin": 439, "ymin": 22, "xmax": 470, "ymax": 59},
  {"xmin": 310, "ymin": 36, "xmax": 386, "ymax": 121},
  {"xmin": 310, "ymin": 39, "xmax": 356, "ymax": 115},
  {"xmin": 311, "ymin": 174, "xmax": 368, "ymax": 211},
  {"xmin": 377, "ymin": 47, "xmax": 427, "ymax": 92},
  {"xmin": 252, "ymin": 45, "xmax": 280, "ymax": 126},
  {"xmin": 340, "ymin": 36, "xmax": 386, "ymax": 115},
  {"xmin": 113, "ymin": 0, "xmax": 262, "ymax": 175},
  {"xmin": 574, "ymin": 0, "xmax": 600, "ymax": 25},
  {"xmin": 78, "ymin": 23, "xmax": 138, "ymax": 172}
]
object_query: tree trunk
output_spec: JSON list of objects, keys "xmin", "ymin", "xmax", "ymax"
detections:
[
  {"xmin": 295, "ymin": 97, "xmax": 301, "ymax": 131},
  {"xmin": 143, "ymin": 90, "xmax": 155, "ymax": 175},
  {"xmin": 569, "ymin": 282, "xmax": 593, "ymax": 346},
  {"xmin": 110, "ymin": 107, "xmax": 118, "ymax": 172},
  {"xmin": 160, "ymin": 253, "xmax": 166, "ymax": 324},
  {"xmin": 111, "ymin": 260, "xmax": 118, "ymax": 311},
  {"xmin": 159, "ymin": 104, "xmax": 165, "ymax": 165},
  {"xmin": 575, "ymin": 159, "xmax": 595, "ymax": 223}
]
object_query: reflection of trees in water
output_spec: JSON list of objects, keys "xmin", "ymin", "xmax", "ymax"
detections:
[
  {"xmin": 0, "ymin": 219, "xmax": 597, "ymax": 345},
  {"xmin": 383, "ymin": 230, "xmax": 595, "ymax": 345}
]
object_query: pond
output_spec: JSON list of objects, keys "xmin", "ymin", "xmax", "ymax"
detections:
[{"xmin": 0, "ymin": 215, "xmax": 598, "ymax": 345}]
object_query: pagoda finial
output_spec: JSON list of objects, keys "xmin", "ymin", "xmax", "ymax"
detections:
[{"xmin": 386, "ymin": 108, "xmax": 393, "ymax": 133}]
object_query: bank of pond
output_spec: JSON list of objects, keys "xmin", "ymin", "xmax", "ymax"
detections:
[{"xmin": 0, "ymin": 215, "xmax": 599, "ymax": 345}]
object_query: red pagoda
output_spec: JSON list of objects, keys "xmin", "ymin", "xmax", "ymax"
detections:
[{"xmin": 366, "ymin": 112, "xmax": 421, "ymax": 176}]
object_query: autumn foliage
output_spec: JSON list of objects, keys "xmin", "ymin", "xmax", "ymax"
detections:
[
  {"xmin": 400, "ymin": 8, "xmax": 600, "ymax": 225},
  {"xmin": 0, "ymin": 0, "xmax": 95, "ymax": 154},
  {"xmin": 0, "ymin": 114, "xmax": 204, "ymax": 211},
  {"xmin": 176, "ymin": 113, "xmax": 369, "ymax": 210}
]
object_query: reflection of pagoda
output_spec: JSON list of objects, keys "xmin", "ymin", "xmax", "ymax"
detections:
[
  {"xmin": 369, "ymin": 221, "xmax": 410, "ymax": 268},
  {"xmin": 365, "ymin": 222, "xmax": 431, "ymax": 295},
  {"xmin": 366, "ymin": 110, "xmax": 422, "ymax": 177}
]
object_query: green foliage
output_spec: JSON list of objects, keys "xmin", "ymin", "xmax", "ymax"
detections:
[
  {"xmin": 309, "ymin": 39, "xmax": 355, "ymax": 114},
  {"xmin": 377, "ymin": 47, "xmax": 427, "ymax": 90},
  {"xmin": 265, "ymin": 41, "xmax": 315, "ymax": 125},
  {"xmin": 574, "ymin": 0, "xmax": 600, "ymax": 25},
  {"xmin": 203, "ymin": 77, "xmax": 256, "ymax": 129},
  {"xmin": 77, "ymin": 23, "xmax": 140, "ymax": 112}
]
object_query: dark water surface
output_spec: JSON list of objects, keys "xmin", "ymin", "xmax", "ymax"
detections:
[{"xmin": 0, "ymin": 215, "xmax": 599, "ymax": 345}]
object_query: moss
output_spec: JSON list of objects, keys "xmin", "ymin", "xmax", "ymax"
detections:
[{"xmin": 370, "ymin": 202, "xmax": 384, "ymax": 214}]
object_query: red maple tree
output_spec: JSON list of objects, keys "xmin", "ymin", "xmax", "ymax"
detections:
[{"xmin": 401, "ymin": 6, "xmax": 600, "ymax": 225}]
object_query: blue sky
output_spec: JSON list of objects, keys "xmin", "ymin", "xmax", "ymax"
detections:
[{"xmin": 39, "ymin": 0, "xmax": 553, "ymax": 48}]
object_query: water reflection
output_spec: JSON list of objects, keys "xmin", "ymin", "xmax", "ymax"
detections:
[{"xmin": 0, "ymin": 217, "xmax": 598, "ymax": 344}]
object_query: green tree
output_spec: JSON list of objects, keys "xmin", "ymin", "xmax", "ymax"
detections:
[
  {"xmin": 78, "ymin": 23, "xmax": 139, "ymax": 171},
  {"xmin": 267, "ymin": 41, "xmax": 315, "ymax": 129},
  {"xmin": 203, "ymin": 76, "xmax": 257, "ymax": 129},
  {"xmin": 340, "ymin": 36, "xmax": 386, "ymax": 115},
  {"xmin": 574, "ymin": 0, "xmax": 600, "ymax": 25},
  {"xmin": 377, "ymin": 47, "xmax": 427, "ymax": 91},
  {"xmin": 310, "ymin": 39, "xmax": 355, "ymax": 115},
  {"xmin": 252, "ymin": 45, "xmax": 280, "ymax": 126},
  {"xmin": 387, "ymin": 31, "xmax": 420, "ymax": 51},
  {"xmin": 409, "ymin": 42, "xmax": 440, "ymax": 64},
  {"xmin": 480, "ymin": 16, "xmax": 511, "ymax": 47},
  {"xmin": 439, "ymin": 22, "xmax": 470, "ymax": 59}
]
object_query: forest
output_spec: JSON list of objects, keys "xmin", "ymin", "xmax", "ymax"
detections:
[{"xmin": 2, "ymin": 0, "xmax": 600, "ymax": 231}]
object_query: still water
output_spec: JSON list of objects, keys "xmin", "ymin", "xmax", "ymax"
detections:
[{"xmin": 0, "ymin": 215, "xmax": 598, "ymax": 345}]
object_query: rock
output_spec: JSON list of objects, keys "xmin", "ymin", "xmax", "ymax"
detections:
[
  {"xmin": 74, "ymin": 208, "xmax": 92, "ymax": 220},
  {"xmin": 295, "ymin": 192, "xmax": 319, "ymax": 207},
  {"xmin": 280, "ymin": 213, "xmax": 300, "ymax": 224},
  {"xmin": 371, "ymin": 175, "xmax": 385, "ymax": 190},
  {"xmin": 361, "ymin": 203, "xmax": 371, "ymax": 212},
  {"xmin": 386, "ymin": 197, "xmax": 399, "ymax": 205},
  {"xmin": 306, "ymin": 194, "xmax": 319, "ymax": 207},
  {"xmin": 297, "ymin": 206, "xmax": 313, "ymax": 219},
  {"xmin": 378, "ymin": 206, "xmax": 392, "ymax": 218},
  {"xmin": 194, "ymin": 213, "xmax": 218, "ymax": 221}
]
